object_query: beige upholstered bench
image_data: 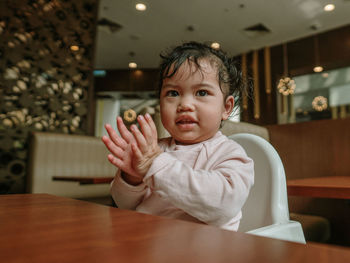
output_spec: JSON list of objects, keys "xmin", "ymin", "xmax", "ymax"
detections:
[{"xmin": 26, "ymin": 132, "xmax": 116, "ymax": 205}]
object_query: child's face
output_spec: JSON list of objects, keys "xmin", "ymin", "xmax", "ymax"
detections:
[{"xmin": 160, "ymin": 59, "xmax": 234, "ymax": 145}]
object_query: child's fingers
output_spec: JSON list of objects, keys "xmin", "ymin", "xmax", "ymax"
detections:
[
  {"xmin": 137, "ymin": 115, "xmax": 154, "ymax": 143},
  {"xmin": 101, "ymin": 136, "xmax": 126, "ymax": 159},
  {"xmin": 107, "ymin": 154, "xmax": 125, "ymax": 170},
  {"xmin": 144, "ymin": 113, "xmax": 158, "ymax": 138},
  {"xmin": 104, "ymin": 124, "xmax": 127, "ymax": 150},
  {"xmin": 131, "ymin": 143, "xmax": 143, "ymax": 162},
  {"xmin": 130, "ymin": 124, "xmax": 148, "ymax": 152},
  {"xmin": 117, "ymin": 116, "xmax": 134, "ymax": 143}
]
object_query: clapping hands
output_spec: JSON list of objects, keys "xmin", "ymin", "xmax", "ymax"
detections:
[{"xmin": 102, "ymin": 113, "xmax": 163, "ymax": 185}]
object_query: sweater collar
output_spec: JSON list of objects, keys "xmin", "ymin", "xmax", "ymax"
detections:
[{"xmin": 168, "ymin": 131, "xmax": 223, "ymax": 151}]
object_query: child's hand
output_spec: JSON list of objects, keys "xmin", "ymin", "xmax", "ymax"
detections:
[
  {"xmin": 129, "ymin": 113, "xmax": 163, "ymax": 176},
  {"xmin": 102, "ymin": 116, "xmax": 143, "ymax": 185}
]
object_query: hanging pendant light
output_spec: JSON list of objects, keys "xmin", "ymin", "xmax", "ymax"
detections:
[
  {"xmin": 313, "ymin": 35, "xmax": 323, "ymax": 73},
  {"xmin": 312, "ymin": 96, "xmax": 328, "ymax": 111},
  {"xmin": 277, "ymin": 77, "xmax": 296, "ymax": 96},
  {"xmin": 277, "ymin": 43, "xmax": 296, "ymax": 96}
]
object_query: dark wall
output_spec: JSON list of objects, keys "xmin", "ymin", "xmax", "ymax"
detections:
[
  {"xmin": 0, "ymin": 0, "xmax": 98, "ymax": 194},
  {"xmin": 95, "ymin": 69, "xmax": 159, "ymax": 93},
  {"xmin": 95, "ymin": 24, "xmax": 350, "ymax": 126}
]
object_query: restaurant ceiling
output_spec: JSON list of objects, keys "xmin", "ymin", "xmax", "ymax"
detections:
[{"xmin": 94, "ymin": 0, "xmax": 350, "ymax": 69}]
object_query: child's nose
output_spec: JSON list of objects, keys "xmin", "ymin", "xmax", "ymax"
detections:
[{"xmin": 177, "ymin": 97, "xmax": 195, "ymax": 112}]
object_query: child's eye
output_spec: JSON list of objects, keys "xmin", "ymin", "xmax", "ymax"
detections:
[
  {"xmin": 166, "ymin": 90, "xmax": 179, "ymax": 97},
  {"xmin": 196, "ymin": 90, "xmax": 208, "ymax": 96}
]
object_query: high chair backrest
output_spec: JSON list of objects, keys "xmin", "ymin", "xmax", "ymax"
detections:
[{"xmin": 229, "ymin": 133, "xmax": 290, "ymax": 232}]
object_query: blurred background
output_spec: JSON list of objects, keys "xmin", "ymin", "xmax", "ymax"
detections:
[{"xmin": 0, "ymin": 0, "xmax": 349, "ymax": 200}]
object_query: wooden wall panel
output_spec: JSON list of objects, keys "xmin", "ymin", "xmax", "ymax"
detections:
[
  {"xmin": 266, "ymin": 118, "xmax": 350, "ymax": 180},
  {"xmin": 319, "ymin": 25, "xmax": 350, "ymax": 70},
  {"xmin": 95, "ymin": 69, "xmax": 159, "ymax": 92}
]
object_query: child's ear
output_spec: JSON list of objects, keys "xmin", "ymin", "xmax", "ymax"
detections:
[{"xmin": 222, "ymin": 96, "xmax": 235, "ymax": 120}]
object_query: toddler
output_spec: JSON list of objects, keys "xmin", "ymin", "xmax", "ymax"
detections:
[{"xmin": 102, "ymin": 42, "xmax": 254, "ymax": 231}]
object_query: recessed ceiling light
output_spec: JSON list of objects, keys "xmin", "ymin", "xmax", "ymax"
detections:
[
  {"xmin": 211, "ymin": 42, "xmax": 220, "ymax": 49},
  {"xmin": 324, "ymin": 4, "xmax": 335, "ymax": 12},
  {"xmin": 313, "ymin": 66, "xmax": 323, "ymax": 73},
  {"xmin": 129, "ymin": 62, "xmax": 137, "ymax": 69},
  {"xmin": 136, "ymin": 3, "xmax": 146, "ymax": 11}
]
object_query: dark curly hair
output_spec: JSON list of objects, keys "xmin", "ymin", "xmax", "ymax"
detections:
[{"xmin": 158, "ymin": 41, "xmax": 250, "ymax": 115}]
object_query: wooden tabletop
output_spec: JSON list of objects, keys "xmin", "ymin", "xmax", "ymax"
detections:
[
  {"xmin": 287, "ymin": 176, "xmax": 350, "ymax": 199},
  {"xmin": 1, "ymin": 194, "xmax": 349, "ymax": 263},
  {"xmin": 52, "ymin": 176, "xmax": 114, "ymax": 184}
]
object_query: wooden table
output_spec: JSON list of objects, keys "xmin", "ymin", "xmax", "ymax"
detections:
[
  {"xmin": 287, "ymin": 176, "xmax": 350, "ymax": 199},
  {"xmin": 1, "ymin": 194, "xmax": 349, "ymax": 263},
  {"xmin": 53, "ymin": 176, "xmax": 114, "ymax": 184}
]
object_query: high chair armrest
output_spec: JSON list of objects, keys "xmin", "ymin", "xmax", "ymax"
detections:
[{"xmin": 246, "ymin": 221, "xmax": 306, "ymax": 244}]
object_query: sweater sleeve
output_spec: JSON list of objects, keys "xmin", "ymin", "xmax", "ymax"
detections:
[
  {"xmin": 110, "ymin": 169, "xmax": 148, "ymax": 210},
  {"xmin": 142, "ymin": 142, "xmax": 254, "ymax": 227}
]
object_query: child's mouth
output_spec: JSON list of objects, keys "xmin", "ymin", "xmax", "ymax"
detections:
[
  {"xmin": 176, "ymin": 117, "xmax": 197, "ymax": 129},
  {"xmin": 177, "ymin": 120, "xmax": 195, "ymax": 124}
]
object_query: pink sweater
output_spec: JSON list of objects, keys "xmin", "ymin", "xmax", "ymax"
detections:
[{"xmin": 110, "ymin": 131, "xmax": 254, "ymax": 231}]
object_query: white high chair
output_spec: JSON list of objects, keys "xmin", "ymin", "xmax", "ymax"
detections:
[{"xmin": 229, "ymin": 133, "xmax": 306, "ymax": 244}]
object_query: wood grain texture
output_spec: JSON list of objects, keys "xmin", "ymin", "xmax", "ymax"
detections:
[
  {"xmin": 1, "ymin": 194, "xmax": 350, "ymax": 263},
  {"xmin": 287, "ymin": 176, "xmax": 350, "ymax": 199},
  {"xmin": 266, "ymin": 118, "xmax": 350, "ymax": 180}
]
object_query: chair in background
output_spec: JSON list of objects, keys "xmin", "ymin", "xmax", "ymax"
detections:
[
  {"xmin": 230, "ymin": 133, "xmax": 306, "ymax": 244},
  {"xmin": 27, "ymin": 132, "xmax": 115, "ymax": 205}
]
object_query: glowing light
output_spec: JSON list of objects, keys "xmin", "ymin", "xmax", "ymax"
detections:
[
  {"xmin": 277, "ymin": 77, "xmax": 296, "ymax": 96},
  {"xmin": 312, "ymin": 96, "xmax": 328, "ymax": 111},
  {"xmin": 134, "ymin": 70, "xmax": 143, "ymax": 77},
  {"xmin": 129, "ymin": 62, "xmax": 137, "ymax": 69},
  {"xmin": 211, "ymin": 42, "xmax": 220, "ymax": 49},
  {"xmin": 324, "ymin": 4, "xmax": 335, "ymax": 12},
  {"xmin": 70, "ymin": 45, "xmax": 79, "ymax": 51},
  {"xmin": 313, "ymin": 66, "xmax": 323, "ymax": 73},
  {"xmin": 136, "ymin": 3, "xmax": 146, "ymax": 11}
]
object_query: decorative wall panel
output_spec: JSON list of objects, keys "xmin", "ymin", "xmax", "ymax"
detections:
[{"xmin": 0, "ymin": 0, "xmax": 98, "ymax": 194}]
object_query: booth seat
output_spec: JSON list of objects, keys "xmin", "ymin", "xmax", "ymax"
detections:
[{"xmin": 26, "ymin": 132, "xmax": 115, "ymax": 206}]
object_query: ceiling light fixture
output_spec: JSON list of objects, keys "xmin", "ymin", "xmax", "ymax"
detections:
[
  {"xmin": 324, "ymin": 4, "xmax": 335, "ymax": 12},
  {"xmin": 312, "ymin": 96, "xmax": 328, "ymax": 111},
  {"xmin": 129, "ymin": 62, "xmax": 137, "ymax": 69},
  {"xmin": 313, "ymin": 66, "xmax": 323, "ymax": 73},
  {"xmin": 135, "ymin": 3, "xmax": 146, "ymax": 11},
  {"xmin": 313, "ymin": 35, "xmax": 323, "ymax": 73},
  {"xmin": 277, "ymin": 43, "xmax": 296, "ymax": 96},
  {"xmin": 211, "ymin": 42, "xmax": 220, "ymax": 49},
  {"xmin": 70, "ymin": 45, "xmax": 79, "ymax": 51}
]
